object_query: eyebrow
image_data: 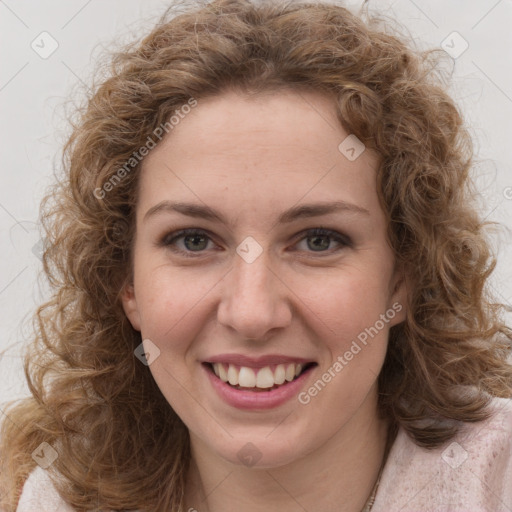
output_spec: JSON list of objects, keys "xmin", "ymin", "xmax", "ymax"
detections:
[{"xmin": 143, "ymin": 200, "xmax": 370, "ymax": 225}]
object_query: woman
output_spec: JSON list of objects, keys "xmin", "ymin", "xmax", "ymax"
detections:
[{"xmin": 1, "ymin": 0, "xmax": 511, "ymax": 510}]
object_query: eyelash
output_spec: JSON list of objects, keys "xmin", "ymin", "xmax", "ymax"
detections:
[{"xmin": 158, "ymin": 227, "xmax": 352, "ymax": 258}]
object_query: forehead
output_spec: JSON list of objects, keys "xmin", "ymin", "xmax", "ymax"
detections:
[
  {"xmin": 146, "ymin": 89, "xmax": 348, "ymax": 166},
  {"xmin": 138, "ymin": 89, "xmax": 380, "ymax": 220}
]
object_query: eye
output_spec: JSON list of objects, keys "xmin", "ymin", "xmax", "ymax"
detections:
[
  {"xmin": 159, "ymin": 228, "xmax": 217, "ymax": 257},
  {"xmin": 293, "ymin": 227, "xmax": 351, "ymax": 254},
  {"xmin": 159, "ymin": 227, "xmax": 350, "ymax": 258}
]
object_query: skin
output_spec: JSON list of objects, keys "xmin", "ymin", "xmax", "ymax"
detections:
[{"xmin": 121, "ymin": 88, "xmax": 407, "ymax": 512}]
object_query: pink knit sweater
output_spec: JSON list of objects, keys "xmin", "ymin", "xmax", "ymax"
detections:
[{"xmin": 17, "ymin": 398, "xmax": 512, "ymax": 511}]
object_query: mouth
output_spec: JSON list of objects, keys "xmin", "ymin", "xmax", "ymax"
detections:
[{"xmin": 203, "ymin": 361, "xmax": 317, "ymax": 392}]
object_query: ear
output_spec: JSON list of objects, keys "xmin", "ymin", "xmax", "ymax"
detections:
[
  {"xmin": 387, "ymin": 268, "xmax": 408, "ymax": 327},
  {"xmin": 121, "ymin": 282, "xmax": 142, "ymax": 331}
]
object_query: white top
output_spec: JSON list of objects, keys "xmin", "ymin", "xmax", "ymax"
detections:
[{"xmin": 17, "ymin": 397, "xmax": 512, "ymax": 511}]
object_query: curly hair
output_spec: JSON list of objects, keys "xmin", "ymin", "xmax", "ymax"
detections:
[{"xmin": 1, "ymin": 0, "xmax": 511, "ymax": 509}]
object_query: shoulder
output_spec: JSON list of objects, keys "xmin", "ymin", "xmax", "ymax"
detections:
[
  {"xmin": 16, "ymin": 466, "xmax": 74, "ymax": 512},
  {"xmin": 16, "ymin": 467, "xmax": 142, "ymax": 512},
  {"xmin": 373, "ymin": 397, "xmax": 512, "ymax": 512}
]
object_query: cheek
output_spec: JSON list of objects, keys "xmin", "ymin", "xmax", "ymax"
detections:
[
  {"xmin": 301, "ymin": 266, "xmax": 393, "ymax": 339},
  {"xmin": 292, "ymin": 264, "xmax": 395, "ymax": 398},
  {"xmin": 294, "ymin": 273, "xmax": 393, "ymax": 418},
  {"xmin": 135, "ymin": 264, "xmax": 208, "ymax": 332},
  {"xmin": 133, "ymin": 267, "xmax": 208, "ymax": 412}
]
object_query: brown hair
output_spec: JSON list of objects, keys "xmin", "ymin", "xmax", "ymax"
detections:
[{"xmin": 1, "ymin": 0, "xmax": 511, "ymax": 509}]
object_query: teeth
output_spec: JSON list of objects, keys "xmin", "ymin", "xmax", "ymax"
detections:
[
  {"xmin": 285, "ymin": 364, "xmax": 295, "ymax": 382},
  {"xmin": 218, "ymin": 363, "xmax": 228, "ymax": 382},
  {"xmin": 212, "ymin": 363, "xmax": 228, "ymax": 382},
  {"xmin": 238, "ymin": 367, "xmax": 256, "ymax": 387},
  {"xmin": 255, "ymin": 366, "xmax": 274, "ymax": 388},
  {"xmin": 274, "ymin": 364, "xmax": 286, "ymax": 385},
  {"xmin": 227, "ymin": 364, "xmax": 239, "ymax": 386},
  {"xmin": 211, "ymin": 362, "xmax": 307, "ymax": 389}
]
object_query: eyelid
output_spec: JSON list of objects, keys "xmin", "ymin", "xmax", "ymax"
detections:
[
  {"xmin": 159, "ymin": 226, "xmax": 352, "ymax": 257},
  {"xmin": 158, "ymin": 228, "xmax": 219, "ymax": 255},
  {"xmin": 291, "ymin": 227, "xmax": 352, "ymax": 249}
]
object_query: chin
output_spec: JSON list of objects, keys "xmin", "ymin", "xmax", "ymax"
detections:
[{"xmin": 204, "ymin": 428, "xmax": 313, "ymax": 469}]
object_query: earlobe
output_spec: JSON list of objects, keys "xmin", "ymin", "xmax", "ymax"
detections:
[{"xmin": 121, "ymin": 283, "xmax": 142, "ymax": 331}]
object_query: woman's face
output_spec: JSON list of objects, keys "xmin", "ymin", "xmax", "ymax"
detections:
[{"xmin": 122, "ymin": 89, "xmax": 407, "ymax": 468}]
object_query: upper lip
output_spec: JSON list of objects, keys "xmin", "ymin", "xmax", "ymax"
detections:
[{"xmin": 204, "ymin": 354, "xmax": 315, "ymax": 368}]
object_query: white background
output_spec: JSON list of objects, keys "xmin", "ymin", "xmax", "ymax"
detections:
[{"xmin": 1, "ymin": 0, "xmax": 511, "ymax": 409}]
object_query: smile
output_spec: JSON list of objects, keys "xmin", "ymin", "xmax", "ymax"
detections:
[
  {"xmin": 202, "ymin": 356, "xmax": 318, "ymax": 410},
  {"xmin": 207, "ymin": 362, "xmax": 315, "ymax": 391}
]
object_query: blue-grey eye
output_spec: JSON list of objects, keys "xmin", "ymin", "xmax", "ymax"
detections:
[{"xmin": 182, "ymin": 232, "xmax": 209, "ymax": 251}]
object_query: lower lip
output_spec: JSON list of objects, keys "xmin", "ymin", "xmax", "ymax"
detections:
[{"xmin": 203, "ymin": 364, "xmax": 316, "ymax": 410}]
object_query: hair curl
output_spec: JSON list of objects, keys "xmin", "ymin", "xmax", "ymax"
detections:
[{"xmin": 1, "ymin": 0, "xmax": 511, "ymax": 509}]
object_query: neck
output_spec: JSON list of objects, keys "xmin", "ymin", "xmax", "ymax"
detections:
[{"xmin": 184, "ymin": 387, "xmax": 390, "ymax": 512}]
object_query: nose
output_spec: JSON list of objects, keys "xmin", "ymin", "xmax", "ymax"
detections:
[{"xmin": 216, "ymin": 247, "xmax": 293, "ymax": 341}]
